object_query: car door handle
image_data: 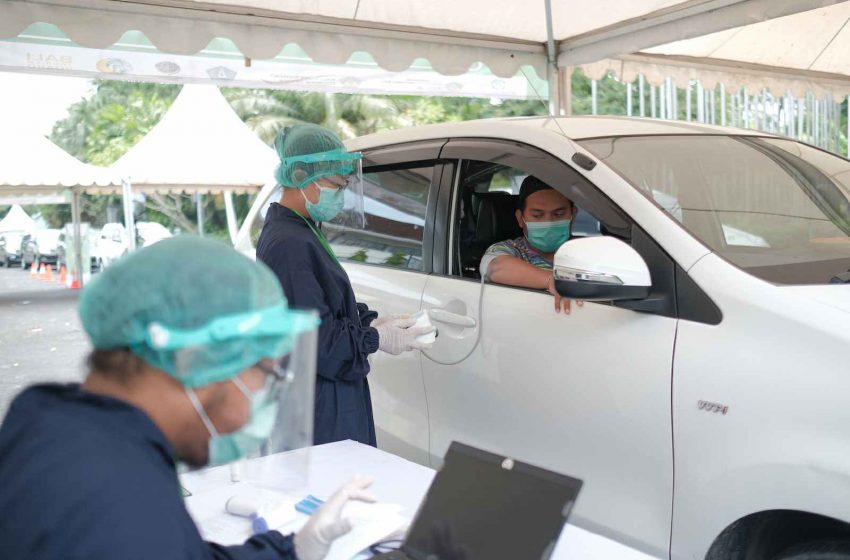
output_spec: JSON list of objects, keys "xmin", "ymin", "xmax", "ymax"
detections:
[{"xmin": 429, "ymin": 309, "xmax": 477, "ymax": 328}]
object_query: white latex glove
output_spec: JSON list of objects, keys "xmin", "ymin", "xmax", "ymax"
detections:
[
  {"xmin": 375, "ymin": 323, "xmax": 436, "ymax": 355},
  {"xmin": 294, "ymin": 476, "xmax": 377, "ymax": 560},
  {"xmin": 372, "ymin": 313, "xmax": 414, "ymax": 329}
]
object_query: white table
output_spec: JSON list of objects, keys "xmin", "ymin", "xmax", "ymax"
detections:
[{"xmin": 181, "ymin": 440, "xmax": 659, "ymax": 560}]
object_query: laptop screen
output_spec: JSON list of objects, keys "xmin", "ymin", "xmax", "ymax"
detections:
[{"xmin": 403, "ymin": 442, "xmax": 582, "ymax": 560}]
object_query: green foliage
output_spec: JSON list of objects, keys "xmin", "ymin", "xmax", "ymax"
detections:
[
  {"xmin": 349, "ymin": 249, "xmax": 368, "ymax": 263},
  {"xmin": 383, "ymin": 252, "xmax": 408, "ymax": 267}
]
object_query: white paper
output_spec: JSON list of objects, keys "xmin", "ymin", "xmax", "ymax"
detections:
[{"xmin": 323, "ymin": 502, "xmax": 410, "ymax": 560}]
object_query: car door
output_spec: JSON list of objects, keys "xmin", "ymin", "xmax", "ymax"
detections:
[
  {"xmin": 419, "ymin": 139, "xmax": 677, "ymax": 558},
  {"xmin": 333, "ymin": 140, "xmax": 445, "ymax": 466}
]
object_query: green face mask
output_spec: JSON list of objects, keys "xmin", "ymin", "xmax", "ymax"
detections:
[
  {"xmin": 187, "ymin": 378, "xmax": 279, "ymax": 467},
  {"xmin": 301, "ymin": 185, "xmax": 344, "ymax": 223},
  {"xmin": 525, "ymin": 219, "xmax": 572, "ymax": 253}
]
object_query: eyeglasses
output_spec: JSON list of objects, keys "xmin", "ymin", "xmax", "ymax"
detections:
[
  {"xmin": 256, "ymin": 359, "xmax": 295, "ymax": 394},
  {"xmin": 317, "ymin": 175, "xmax": 352, "ymax": 191}
]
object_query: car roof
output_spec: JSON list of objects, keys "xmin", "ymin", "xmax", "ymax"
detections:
[{"xmin": 346, "ymin": 115, "xmax": 778, "ymax": 152}]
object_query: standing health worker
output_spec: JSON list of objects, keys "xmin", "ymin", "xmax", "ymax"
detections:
[{"xmin": 257, "ymin": 124, "xmax": 433, "ymax": 447}]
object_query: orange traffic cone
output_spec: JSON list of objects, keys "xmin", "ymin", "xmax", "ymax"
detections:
[
  {"xmin": 29, "ymin": 262, "xmax": 38, "ymax": 277},
  {"xmin": 69, "ymin": 277, "xmax": 81, "ymax": 289},
  {"xmin": 37, "ymin": 263, "xmax": 47, "ymax": 280},
  {"xmin": 45, "ymin": 265, "xmax": 54, "ymax": 282},
  {"xmin": 58, "ymin": 266, "xmax": 67, "ymax": 284}
]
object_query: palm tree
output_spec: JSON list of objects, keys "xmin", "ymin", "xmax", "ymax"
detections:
[{"xmin": 223, "ymin": 89, "xmax": 403, "ymax": 143}]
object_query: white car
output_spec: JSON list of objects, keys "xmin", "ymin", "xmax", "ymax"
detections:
[
  {"xmin": 94, "ymin": 222, "xmax": 173, "ymax": 268},
  {"xmin": 245, "ymin": 117, "xmax": 850, "ymax": 559}
]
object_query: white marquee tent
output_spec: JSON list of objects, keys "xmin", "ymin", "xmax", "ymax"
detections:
[
  {"xmin": 0, "ymin": 123, "xmax": 121, "ymax": 285},
  {"xmin": 0, "ymin": 205, "xmax": 37, "ymax": 233},
  {"xmin": 108, "ymin": 83, "xmax": 278, "ymax": 244},
  {"xmin": 1, "ymin": 0, "xmax": 845, "ymax": 110}
]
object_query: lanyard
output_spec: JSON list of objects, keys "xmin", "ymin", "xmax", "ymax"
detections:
[{"xmin": 294, "ymin": 211, "xmax": 342, "ymax": 268}]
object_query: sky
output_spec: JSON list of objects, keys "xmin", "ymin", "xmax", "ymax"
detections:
[{"xmin": 0, "ymin": 72, "xmax": 92, "ymax": 136}]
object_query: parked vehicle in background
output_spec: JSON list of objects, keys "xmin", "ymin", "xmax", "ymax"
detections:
[
  {"xmin": 93, "ymin": 222, "xmax": 174, "ymax": 269},
  {"xmin": 0, "ymin": 231, "xmax": 25, "ymax": 267},
  {"xmin": 21, "ymin": 229, "xmax": 61, "ymax": 269},
  {"xmin": 244, "ymin": 117, "xmax": 850, "ymax": 560},
  {"xmin": 94, "ymin": 223, "xmax": 129, "ymax": 269},
  {"xmin": 57, "ymin": 230, "xmax": 100, "ymax": 272},
  {"xmin": 136, "ymin": 222, "xmax": 172, "ymax": 247}
]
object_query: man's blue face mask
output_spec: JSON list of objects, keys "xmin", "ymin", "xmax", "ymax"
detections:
[{"xmin": 525, "ymin": 219, "xmax": 572, "ymax": 254}]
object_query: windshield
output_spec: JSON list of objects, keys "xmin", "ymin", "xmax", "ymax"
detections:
[{"xmin": 579, "ymin": 135, "xmax": 850, "ymax": 285}]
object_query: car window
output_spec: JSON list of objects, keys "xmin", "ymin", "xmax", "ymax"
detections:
[
  {"xmin": 323, "ymin": 164, "xmax": 432, "ymax": 272},
  {"xmin": 580, "ymin": 135, "xmax": 850, "ymax": 285},
  {"xmin": 451, "ymin": 160, "xmax": 601, "ymax": 279}
]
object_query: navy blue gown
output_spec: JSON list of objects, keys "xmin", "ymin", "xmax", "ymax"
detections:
[
  {"xmin": 0, "ymin": 384, "xmax": 298, "ymax": 560},
  {"xmin": 256, "ymin": 204, "xmax": 379, "ymax": 447}
]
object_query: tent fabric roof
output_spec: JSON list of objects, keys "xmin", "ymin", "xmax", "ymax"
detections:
[
  {"xmin": 2, "ymin": 0, "xmax": 836, "ymax": 81},
  {"xmin": 0, "ymin": 124, "xmax": 120, "ymax": 195},
  {"xmin": 0, "ymin": 205, "xmax": 37, "ymax": 233},
  {"xmin": 110, "ymin": 84, "xmax": 278, "ymax": 194},
  {"xmin": 584, "ymin": 3, "xmax": 850, "ymax": 99}
]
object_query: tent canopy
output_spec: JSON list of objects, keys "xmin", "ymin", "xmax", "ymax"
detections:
[
  {"xmin": 0, "ymin": 123, "xmax": 120, "ymax": 195},
  {"xmin": 110, "ymin": 84, "xmax": 278, "ymax": 194},
  {"xmin": 0, "ymin": 204, "xmax": 37, "ymax": 233},
  {"xmin": 1, "ymin": 0, "xmax": 838, "ymax": 85},
  {"xmin": 582, "ymin": 2, "xmax": 850, "ymax": 100}
]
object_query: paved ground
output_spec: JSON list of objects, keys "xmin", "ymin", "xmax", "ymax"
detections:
[{"xmin": 0, "ymin": 265, "xmax": 88, "ymax": 421}]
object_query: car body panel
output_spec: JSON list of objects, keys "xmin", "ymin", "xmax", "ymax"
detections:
[
  {"xmin": 419, "ymin": 277, "xmax": 676, "ymax": 557},
  {"xmin": 672, "ymin": 253, "xmax": 850, "ymax": 559},
  {"xmin": 344, "ymin": 263, "xmax": 430, "ymax": 465}
]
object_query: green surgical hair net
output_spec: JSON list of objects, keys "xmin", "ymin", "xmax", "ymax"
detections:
[
  {"xmin": 274, "ymin": 124, "xmax": 359, "ymax": 189},
  {"xmin": 79, "ymin": 235, "xmax": 312, "ymax": 388}
]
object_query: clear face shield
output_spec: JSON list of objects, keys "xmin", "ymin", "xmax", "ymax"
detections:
[
  {"xmin": 145, "ymin": 304, "xmax": 319, "ymax": 492},
  {"xmin": 239, "ymin": 321, "xmax": 317, "ymax": 492}
]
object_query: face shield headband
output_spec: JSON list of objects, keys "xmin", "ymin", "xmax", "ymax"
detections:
[{"xmin": 278, "ymin": 149, "xmax": 363, "ymax": 189}]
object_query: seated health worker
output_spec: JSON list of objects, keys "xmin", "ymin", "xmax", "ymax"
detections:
[
  {"xmin": 480, "ymin": 176, "xmax": 583, "ymax": 314},
  {"xmin": 0, "ymin": 236, "xmax": 376, "ymax": 560}
]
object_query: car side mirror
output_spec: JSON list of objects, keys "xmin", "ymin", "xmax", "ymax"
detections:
[{"xmin": 553, "ymin": 236, "xmax": 651, "ymax": 301}]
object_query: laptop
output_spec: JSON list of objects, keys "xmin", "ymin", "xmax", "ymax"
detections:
[{"xmin": 373, "ymin": 441, "xmax": 583, "ymax": 560}]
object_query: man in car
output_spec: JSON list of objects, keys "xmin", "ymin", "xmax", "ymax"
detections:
[{"xmin": 480, "ymin": 176, "xmax": 583, "ymax": 314}]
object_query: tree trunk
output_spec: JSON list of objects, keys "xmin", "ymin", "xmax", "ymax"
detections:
[{"xmin": 144, "ymin": 193, "xmax": 197, "ymax": 233}]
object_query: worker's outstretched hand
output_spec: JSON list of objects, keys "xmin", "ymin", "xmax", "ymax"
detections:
[
  {"xmin": 376, "ymin": 323, "xmax": 436, "ymax": 355},
  {"xmin": 372, "ymin": 314, "xmax": 415, "ymax": 329},
  {"xmin": 294, "ymin": 475, "xmax": 377, "ymax": 560}
]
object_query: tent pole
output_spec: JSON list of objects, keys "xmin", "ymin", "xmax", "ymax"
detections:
[
  {"xmin": 122, "ymin": 178, "xmax": 137, "ymax": 252},
  {"xmin": 544, "ymin": 0, "xmax": 558, "ymax": 116},
  {"xmin": 591, "ymin": 80, "xmax": 598, "ymax": 115},
  {"xmin": 196, "ymin": 193, "xmax": 205, "ymax": 237},
  {"xmin": 562, "ymin": 66, "xmax": 572, "ymax": 116},
  {"xmin": 639, "ymin": 75, "xmax": 645, "ymax": 117},
  {"xmin": 71, "ymin": 188, "xmax": 84, "ymax": 288},
  {"xmin": 224, "ymin": 192, "xmax": 239, "ymax": 245}
]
